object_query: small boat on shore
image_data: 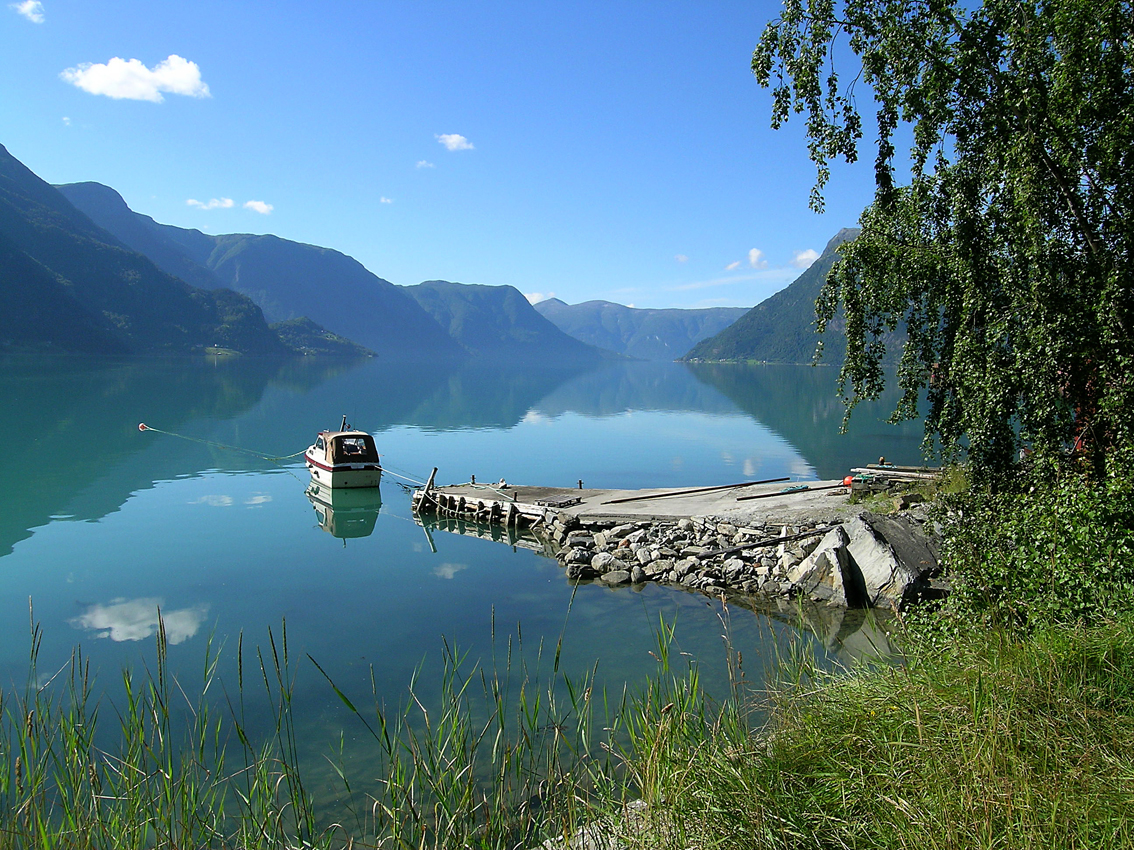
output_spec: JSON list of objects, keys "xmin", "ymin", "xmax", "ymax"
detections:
[{"xmin": 304, "ymin": 417, "xmax": 382, "ymax": 488}]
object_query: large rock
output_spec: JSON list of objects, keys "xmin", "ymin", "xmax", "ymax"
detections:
[
  {"xmin": 591, "ymin": 551, "xmax": 616, "ymax": 572},
  {"xmin": 845, "ymin": 514, "xmax": 938, "ymax": 610},
  {"xmin": 786, "ymin": 526, "xmax": 858, "ymax": 606}
]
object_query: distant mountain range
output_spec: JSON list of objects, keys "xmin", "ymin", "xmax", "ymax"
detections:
[
  {"xmin": 0, "ymin": 144, "xmax": 287, "ymax": 356},
  {"xmin": 683, "ymin": 228, "xmax": 873, "ymax": 364},
  {"xmin": 57, "ymin": 181, "xmax": 462, "ymax": 361},
  {"xmin": 55, "ymin": 179, "xmax": 613, "ymax": 363},
  {"xmin": 533, "ymin": 299, "xmax": 748, "ymax": 360},
  {"xmin": 2, "ymin": 142, "xmax": 870, "ymax": 364},
  {"xmin": 405, "ymin": 280, "xmax": 612, "ymax": 362}
]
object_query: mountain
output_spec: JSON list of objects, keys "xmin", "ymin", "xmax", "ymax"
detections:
[
  {"xmin": 533, "ymin": 299, "xmax": 747, "ymax": 360},
  {"xmin": 57, "ymin": 182, "xmax": 463, "ymax": 361},
  {"xmin": 54, "ymin": 182, "xmax": 224, "ymax": 291},
  {"xmin": 0, "ymin": 229, "xmax": 128, "ymax": 354},
  {"xmin": 0, "ymin": 145, "xmax": 286, "ymax": 356},
  {"xmin": 403, "ymin": 280, "xmax": 613, "ymax": 362},
  {"xmin": 682, "ymin": 228, "xmax": 864, "ymax": 364},
  {"xmin": 270, "ymin": 317, "xmax": 375, "ymax": 357}
]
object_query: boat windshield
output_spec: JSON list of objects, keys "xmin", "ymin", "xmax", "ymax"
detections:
[{"xmin": 331, "ymin": 435, "xmax": 378, "ymax": 463}]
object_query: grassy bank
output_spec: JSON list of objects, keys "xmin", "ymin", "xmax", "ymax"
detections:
[
  {"xmin": 3, "ymin": 468, "xmax": 1132, "ymax": 848},
  {"xmin": 620, "ymin": 620, "xmax": 1134, "ymax": 849},
  {"xmin": 615, "ymin": 463, "xmax": 1134, "ymax": 849}
]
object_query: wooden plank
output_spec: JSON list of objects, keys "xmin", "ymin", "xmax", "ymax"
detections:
[
  {"xmin": 866, "ymin": 463, "xmax": 940, "ymax": 473},
  {"xmin": 735, "ymin": 483, "xmax": 846, "ymax": 502},
  {"xmin": 601, "ymin": 477, "xmax": 790, "ymax": 505}
]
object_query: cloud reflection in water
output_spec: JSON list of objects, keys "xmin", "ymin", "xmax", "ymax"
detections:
[
  {"xmin": 433, "ymin": 563, "xmax": 467, "ymax": 580},
  {"xmin": 69, "ymin": 597, "xmax": 209, "ymax": 644}
]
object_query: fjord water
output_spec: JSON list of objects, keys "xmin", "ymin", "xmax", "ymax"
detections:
[{"xmin": 0, "ymin": 355, "xmax": 924, "ymax": 780}]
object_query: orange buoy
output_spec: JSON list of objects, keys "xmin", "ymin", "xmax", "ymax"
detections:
[
  {"xmin": 843, "ymin": 475, "xmax": 854, "ymax": 487},
  {"xmin": 138, "ymin": 423, "xmax": 148, "ymax": 431}
]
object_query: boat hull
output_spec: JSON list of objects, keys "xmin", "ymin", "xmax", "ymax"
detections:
[{"xmin": 305, "ymin": 451, "xmax": 382, "ymax": 489}]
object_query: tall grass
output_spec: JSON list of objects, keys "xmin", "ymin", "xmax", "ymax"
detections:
[
  {"xmin": 0, "ymin": 600, "xmax": 663, "ymax": 848},
  {"xmin": 6, "ymin": 570, "xmax": 1132, "ymax": 848},
  {"xmin": 620, "ymin": 617, "xmax": 1134, "ymax": 850},
  {"xmin": 0, "ymin": 616, "xmax": 323, "ymax": 849}
]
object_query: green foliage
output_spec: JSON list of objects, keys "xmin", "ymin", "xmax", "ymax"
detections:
[
  {"xmin": 612, "ymin": 619, "xmax": 1134, "ymax": 850},
  {"xmin": 269, "ymin": 317, "xmax": 376, "ymax": 357},
  {"xmin": 932, "ymin": 470, "xmax": 1134, "ymax": 629},
  {"xmin": 754, "ymin": 0, "xmax": 1134, "ymax": 476}
]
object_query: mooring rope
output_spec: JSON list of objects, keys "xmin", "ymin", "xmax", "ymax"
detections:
[
  {"xmin": 138, "ymin": 422, "xmax": 435, "ymax": 488},
  {"xmin": 377, "ymin": 464, "xmax": 428, "ymax": 486},
  {"xmin": 138, "ymin": 423, "xmax": 306, "ymax": 462}
]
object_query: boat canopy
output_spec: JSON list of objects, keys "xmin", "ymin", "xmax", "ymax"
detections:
[{"xmin": 315, "ymin": 430, "xmax": 380, "ymax": 465}]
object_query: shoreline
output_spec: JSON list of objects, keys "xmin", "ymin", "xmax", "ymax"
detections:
[{"xmin": 413, "ymin": 479, "xmax": 943, "ymax": 612}]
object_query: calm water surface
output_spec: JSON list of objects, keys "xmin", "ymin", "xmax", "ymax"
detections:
[{"xmin": 0, "ymin": 355, "xmax": 924, "ymax": 785}]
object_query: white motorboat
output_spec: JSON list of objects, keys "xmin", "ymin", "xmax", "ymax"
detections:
[{"xmin": 304, "ymin": 417, "xmax": 382, "ymax": 489}]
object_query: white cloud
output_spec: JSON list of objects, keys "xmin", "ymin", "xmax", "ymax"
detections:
[
  {"xmin": 724, "ymin": 260, "xmax": 741, "ymax": 271},
  {"xmin": 524, "ymin": 291, "xmax": 554, "ymax": 304},
  {"xmin": 436, "ymin": 133, "xmax": 474, "ymax": 151},
  {"xmin": 748, "ymin": 248, "xmax": 767, "ymax": 269},
  {"xmin": 245, "ymin": 493, "xmax": 271, "ymax": 506},
  {"xmin": 61, "ymin": 116, "xmax": 71, "ymax": 126},
  {"xmin": 10, "ymin": 1, "xmax": 44, "ymax": 23},
  {"xmin": 379, "ymin": 196, "xmax": 393, "ymax": 204},
  {"xmin": 792, "ymin": 248, "xmax": 820, "ymax": 269},
  {"xmin": 416, "ymin": 160, "xmax": 435, "ymax": 168},
  {"xmin": 243, "ymin": 200, "xmax": 273, "ymax": 214},
  {"xmin": 187, "ymin": 197, "xmax": 234, "ymax": 210},
  {"xmin": 60, "ymin": 54, "xmax": 210, "ymax": 102},
  {"xmin": 675, "ymin": 254, "xmax": 689, "ymax": 263}
]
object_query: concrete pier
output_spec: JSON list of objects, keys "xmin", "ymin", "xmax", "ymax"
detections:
[
  {"xmin": 411, "ymin": 474, "xmax": 942, "ymax": 613},
  {"xmin": 411, "ymin": 479, "xmax": 861, "ymax": 529}
]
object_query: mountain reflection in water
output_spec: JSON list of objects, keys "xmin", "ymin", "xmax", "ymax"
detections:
[{"xmin": 0, "ymin": 354, "xmax": 921, "ymax": 797}]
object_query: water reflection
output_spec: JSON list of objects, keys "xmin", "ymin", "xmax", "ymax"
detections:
[
  {"xmin": 0, "ymin": 355, "xmax": 931, "ymax": 559},
  {"xmin": 0, "ymin": 353, "xmax": 348, "ymax": 558},
  {"xmin": 306, "ymin": 481, "xmax": 383, "ymax": 539},
  {"xmin": 69, "ymin": 597, "xmax": 208, "ymax": 644},
  {"xmin": 683, "ymin": 362, "xmax": 929, "ymax": 478}
]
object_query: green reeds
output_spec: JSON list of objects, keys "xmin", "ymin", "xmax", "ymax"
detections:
[
  {"xmin": 0, "ymin": 614, "xmax": 324, "ymax": 849},
  {"xmin": 7, "ymin": 589, "xmax": 1131, "ymax": 850}
]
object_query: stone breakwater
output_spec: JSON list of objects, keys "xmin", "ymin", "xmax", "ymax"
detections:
[{"xmin": 538, "ymin": 509, "xmax": 941, "ymax": 612}]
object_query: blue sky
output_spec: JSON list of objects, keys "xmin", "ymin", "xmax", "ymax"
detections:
[{"xmin": 1, "ymin": 1, "xmax": 877, "ymax": 309}]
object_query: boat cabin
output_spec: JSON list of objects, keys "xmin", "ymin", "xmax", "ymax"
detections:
[{"xmin": 312, "ymin": 430, "xmax": 380, "ymax": 466}]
